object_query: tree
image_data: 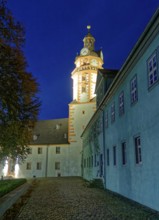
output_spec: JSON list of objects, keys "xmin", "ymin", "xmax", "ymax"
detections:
[{"xmin": 0, "ymin": 0, "xmax": 40, "ymax": 161}]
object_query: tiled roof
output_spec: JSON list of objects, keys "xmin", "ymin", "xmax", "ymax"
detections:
[{"xmin": 30, "ymin": 118, "xmax": 69, "ymax": 145}]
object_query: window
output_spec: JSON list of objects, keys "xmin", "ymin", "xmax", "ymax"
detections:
[
  {"xmin": 82, "ymin": 110, "xmax": 85, "ymax": 114},
  {"xmin": 147, "ymin": 51, "xmax": 158, "ymax": 87},
  {"xmin": 134, "ymin": 136, "xmax": 142, "ymax": 164},
  {"xmin": 28, "ymin": 148, "xmax": 32, "ymax": 154},
  {"xmin": 55, "ymin": 162, "xmax": 60, "ymax": 170},
  {"xmin": 26, "ymin": 162, "xmax": 31, "ymax": 170},
  {"xmin": 113, "ymin": 146, "xmax": 117, "ymax": 166},
  {"xmin": 105, "ymin": 110, "xmax": 108, "ymax": 128},
  {"xmin": 82, "ymin": 86, "xmax": 86, "ymax": 93},
  {"xmin": 38, "ymin": 147, "xmax": 42, "ymax": 154},
  {"xmin": 111, "ymin": 103, "xmax": 115, "ymax": 123},
  {"xmin": 119, "ymin": 91, "xmax": 124, "ymax": 115},
  {"xmin": 37, "ymin": 162, "xmax": 42, "ymax": 170},
  {"xmin": 107, "ymin": 149, "xmax": 110, "ymax": 166},
  {"xmin": 82, "ymin": 75, "xmax": 86, "ymax": 81},
  {"xmin": 122, "ymin": 142, "xmax": 126, "ymax": 165},
  {"xmin": 56, "ymin": 147, "xmax": 60, "ymax": 154},
  {"xmin": 94, "ymin": 154, "xmax": 96, "ymax": 167},
  {"xmin": 84, "ymin": 159, "xmax": 86, "ymax": 168},
  {"xmin": 130, "ymin": 75, "xmax": 138, "ymax": 104}
]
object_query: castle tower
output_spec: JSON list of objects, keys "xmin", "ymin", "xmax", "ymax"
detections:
[{"xmin": 68, "ymin": 26, "xmax": 104, "ymax": 175}]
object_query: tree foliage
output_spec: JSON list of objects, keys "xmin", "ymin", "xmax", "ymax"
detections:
[{"xmin": 0, "ymin": 0, "xmax": 40, "ymax": 161}]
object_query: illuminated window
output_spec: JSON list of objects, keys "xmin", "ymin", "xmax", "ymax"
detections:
[
  {"xmin": 147, "ymin": 51, "xmax": 158, "ymax": 87},
  {"xmin": 56, "ymin": 147, "xmax": 60, "ymax": 154},
  {"xmin": 130, "ymin": 75, "xmax": 138, "ymax": 104},
  {"xmin": 82, "ymin": 75, "xmax": 86, "ymax": 81},
  {"xmin": 134, "ymin": 136, "xmax": 142, "ymax": 164},
  {"xmin": 37, "ymin": 162, "xmax": 42, "ymax": 170},
  {"xmin": 119, "ymin": 91, "xmax": 124, "ymax": 116},
  {"xmin": 82, "ymin": 86, "xmax": 86, "ymax": 93},
  {"xmin": 26, "ymin": 162, "xmax": 31, "ymax": 170},
  {"xmin": 55, "ymin": 162, "xmax": 60, "ymax": 170},
  {"xmin": 111, "ymin": 102, "xmax": 115, "ymax": 123},
  {"xmin": 38, "ymin": 147, "xmax": 42, "ymax": 154}
]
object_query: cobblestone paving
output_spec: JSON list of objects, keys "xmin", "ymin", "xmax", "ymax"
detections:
[{"xmin": 16, "ymin": 177, "xmax": 159, "ymax": 220}]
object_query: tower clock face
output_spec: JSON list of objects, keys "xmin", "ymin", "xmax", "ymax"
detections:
[
  {"xmin": 80, "ymin": 48, "xmax": 89, "ymax": 55},
  {"xmin": 91, "ymin": 59, "xmax": 98, "ymax": 66}
]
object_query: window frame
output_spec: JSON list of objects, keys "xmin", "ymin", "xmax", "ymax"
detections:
[
  {"xmin": 121, "ymin": 141, "xmax": 127, "ymax": 165},
  {"xmin": 134, "ymin": 136, "xmax": 142, "ymax": 164},
  {"xmin": 111, "ymin": 102, "xmax": 115, "ymax": 123},
  {"xmin": 37, "ymin": 162, "xmax": 42, "ymax": 170},
  {"xmin": 56, "ymin": 146, "xmax": 60, "ymax": 154},
  {"xmin": 105, "ymin": 110, "xmax": 108, "ymax": 128},
  {"xmin": 113, "ymin": 146, "xmax": 117, "ymax": 166},
  {"xmin": 38, "ymin": 147, "xmax": 42, "ymax": 154},
  {"xmin": 55, "ymin": 162, "xmax": 60, "ymax": 170},
  {"xmin": 26, "ymin": 162, "xmax": 31, "ymax": 170},
  {"xmin": 119, "ymin": 91, "xmax": 124, "ymax": 116},
  {"xmin": 147, "ymin": 50, "xmax": 158, "ymax": 88},
  {"xmin": 130, "ymin": 75, "xmax": 138, "ymax": 105}
]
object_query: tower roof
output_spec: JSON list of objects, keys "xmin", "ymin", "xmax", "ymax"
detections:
[{"xmin": 83, "ymin": 25, "xmax": 95, "ymax": 51}]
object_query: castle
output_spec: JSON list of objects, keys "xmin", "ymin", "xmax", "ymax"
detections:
[{"xmin": 1, "ymin": 9, "xmax": 159, "ymax": 212}]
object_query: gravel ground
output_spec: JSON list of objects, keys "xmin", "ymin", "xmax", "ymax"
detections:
[{"xmin": 15, "ymin": 177, "xmax": 159, "ymax": 220}]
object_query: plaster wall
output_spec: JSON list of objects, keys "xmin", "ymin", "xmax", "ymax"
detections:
[{"xmin": 104, "ymin": 33, "xmax": 159, "ymax": 211}]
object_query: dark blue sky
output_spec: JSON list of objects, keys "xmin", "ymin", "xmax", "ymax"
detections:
[{"xmin": 7, "ymin": 0, "xmax": 159, "ymax": 120}]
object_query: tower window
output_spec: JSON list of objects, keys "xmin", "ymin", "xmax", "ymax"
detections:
[
  {"xmin": 82, "ymin": 110, "xmax": 85, "ymax": 114},
  {"xmin": 82, "ymin": 76, "xmax": 86, "ymax": 81},
  {"xmin": 82, "ymin": 86, "xmax": 86, "ymax": 93}
]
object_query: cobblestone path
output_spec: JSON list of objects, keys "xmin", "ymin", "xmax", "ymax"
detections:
[{"xmin": 16, "ymin": 177, "xmax": 117, "ymax": 220}]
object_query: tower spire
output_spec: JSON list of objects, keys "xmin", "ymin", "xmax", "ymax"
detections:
[
  {"xmin": 87, "ymin": 25, "xmax": 91, "ymax": 33},
  {"xmin": 83, "ymin": 25, "xmax": 95, "ymax": 51}
]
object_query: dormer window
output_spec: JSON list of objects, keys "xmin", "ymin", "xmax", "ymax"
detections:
[
  {"xmin": 33, "ymin": 134, "xmax": 38, "ymax": 141},
  {"xmin": 56, "ymin": 124, "xmax": 61, "ymax": 130}
]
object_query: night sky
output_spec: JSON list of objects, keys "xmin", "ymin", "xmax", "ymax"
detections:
[{"xmin": 7, "ymin": 1, "xmax": 159, "ymax": 120}]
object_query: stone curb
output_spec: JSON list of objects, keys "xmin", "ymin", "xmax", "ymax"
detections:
[{"xmin": 0, "ymin": 182, "xmax": 30, "ymax": 217}]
